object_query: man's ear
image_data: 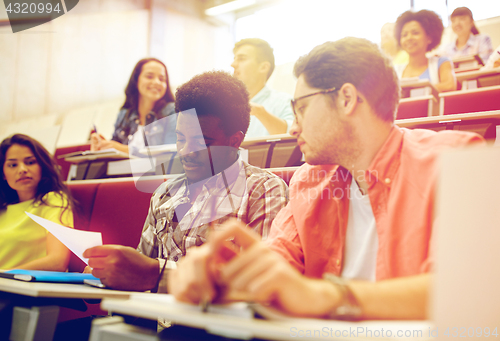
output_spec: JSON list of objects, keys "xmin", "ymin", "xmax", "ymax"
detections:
[
  {"xmin": 258, "ymin": 61, "xmax": 271, "ymax": 77},
  {"xmin": 336, "ymin": 83, "xmax": 359, "ymax": 116},
  {"xmin": 229, "ymin": 131, "xmax": 245, "ymax": 149}
]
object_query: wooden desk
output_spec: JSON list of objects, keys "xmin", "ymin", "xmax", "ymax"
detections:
[
  {"xmin": 452, "ymin": 55, "xmax": 483, "ymax": 72},
  {"xmin": 0, "ymin": 278, "xmax": 132, "ymax": 340},
  {"xmin": 240, "ymin": 134, "xmax": 302, "ymax": 169},
  {"xmin": 438, "ymin": 85, "xmax": 500, "ymax": 115},
  {"xmin": 396, "ymin": 110, "xmax": 500, "ymax": 140},
  {"xmin": 99, "ymin": 294, "xmax": 433, "ymax": 341},
  {"xmin": 455, "ymin": 68, "xmax": 500, "ymax": 90},
  {"xmin": 400, "ymin": 79, "xmax": 438, "ymax": 99},
  {"xmin": 398, "ymin": 95, "xmax": 439, "ymax": 119}
]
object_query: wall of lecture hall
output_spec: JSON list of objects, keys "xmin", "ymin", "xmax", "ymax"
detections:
[{"xmin": 0, "ymin": 0, "xmax": 231, "ymax": 135}]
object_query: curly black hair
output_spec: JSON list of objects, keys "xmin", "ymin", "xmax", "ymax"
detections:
[
  {"xmin": 395, "ymin": 10, "xmax": 444, "ymax": 51},
  {"xmin": 175, "ymin": 71, "xmax": 251, "ymax": 136},
  {"xmin": 0, "ymin": 134, "xmax": 74, "ymax": 223}
]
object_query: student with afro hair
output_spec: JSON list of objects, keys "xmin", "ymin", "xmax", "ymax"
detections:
[
  {"xmin": 394, "ymin": 10, "xmax": 456, "ymax": 92},
  {"xmin": 83, "ymin": 71, "xmax": 288, "ymax": 292}
]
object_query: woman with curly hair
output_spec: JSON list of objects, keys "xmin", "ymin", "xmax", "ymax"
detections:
[
  {"xmin": 394, "ymin": 10, "xmax": 456, "ymax": 92},
  {"xmin": 91, "ymin": 58, "xmax": 177, "ymax": 155},
  {"xmin": 0, "ymin": 134, "xmax": 73, "ymax": 270}
]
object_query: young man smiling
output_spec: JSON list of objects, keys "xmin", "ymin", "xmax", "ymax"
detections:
[
  {"xmin": 83, "ymin": 71, "xmax": 288, "ymax": 291},
  {"xmin": 169, "ymin": 38, "xmax": 484, "ymax": 319},
  {"xmin": 232, "ymin": 38, "xmax": 294, "ymax": 137}
]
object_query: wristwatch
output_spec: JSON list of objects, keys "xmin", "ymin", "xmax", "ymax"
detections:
[{"xmin": 322, "ymin": 273, "xmax": 362, "ymax": 320}]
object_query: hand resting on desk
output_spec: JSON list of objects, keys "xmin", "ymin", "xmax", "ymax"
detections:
[
  {"xmin": 83, "ymin": 245, "xmax": 159, "ymax": 291},
  {"xmin": 90, "ymin": 133, "xmax": 128, "ymax": 154},
  {"xmin": 168, "ymin": 220, "xmax": 341, "ymax": 318}
]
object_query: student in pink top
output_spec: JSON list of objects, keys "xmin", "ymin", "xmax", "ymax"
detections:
[{"xmin": 168, "ymin": 37, "xmax": 483, "ymax": 320}]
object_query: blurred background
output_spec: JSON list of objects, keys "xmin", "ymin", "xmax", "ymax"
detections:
[{"xmin": 0, "ymin": 0, "xmax": 499, "ymax": 148}]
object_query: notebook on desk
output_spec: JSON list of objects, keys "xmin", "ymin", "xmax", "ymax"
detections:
[
  {"xmin": 58, "ymin": 148, "xmax": 133, "ymax": 163},
  {"xmin": 2, "ymin": 270, "xmax": 99, "ymax": 284}
]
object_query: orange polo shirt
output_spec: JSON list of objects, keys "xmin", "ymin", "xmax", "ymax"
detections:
[{"xmin": 267, "ymin": 126, "xmax": 484, "ymax": 280}]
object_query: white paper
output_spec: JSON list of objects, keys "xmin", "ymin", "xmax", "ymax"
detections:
[{"xmin": 25, "ymin": 212, "xmax": 102, "ymax": 265}]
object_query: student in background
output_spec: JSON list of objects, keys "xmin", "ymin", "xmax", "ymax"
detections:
[
  {"xmin": 380, "ymin": 22, "xmax": 408, "ymax": 66},
  {"xmin": 0, "ymin": 134, "xmax": 73, "ymax": 271},
  {"xmin": 83, "ymin": 71, "xmax": 288, "ymax": 291},
  {"xmin": 91, "ymin": 58, "xmax": 177, "ymax": 155},
  {"xmin": 231, "ymin": 38, "xmax": 294, "ymax": 137},
  {"xmin": 394, "ymin": 10, "xmax": 456, "ymax": 92},
  {"xmin": 440, "ymin": 7, "xmax": 493, "ymax": 63},
  {"xmin": 169, "ymin": 38, "xmax": 483, "ymax": 320}
]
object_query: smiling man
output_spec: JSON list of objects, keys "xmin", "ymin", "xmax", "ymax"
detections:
[
  {"xmin": 232, "ymin": 38, "xmax": 294, "ymax": 137},
  {"xmin": 83, "ymin": 71, "xmax": 288, "ymax": 291}
]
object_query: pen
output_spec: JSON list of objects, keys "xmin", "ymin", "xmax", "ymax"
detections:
[{"xmin": 0, "ymin": 273, "xmax": 35, "ymax": 282}]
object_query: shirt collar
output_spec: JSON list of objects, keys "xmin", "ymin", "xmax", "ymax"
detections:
[
  {"xmin": 364, "ymin": 125, "xmax": 403, "ymax": 188},
  {"xmin": 454, "ymin": 33, "xmax": 476, "ymax": 51}
]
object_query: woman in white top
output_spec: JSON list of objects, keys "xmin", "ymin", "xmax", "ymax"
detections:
[
  {"xmin": 394, "ymin": 10, "xmax": 456, "ymax": 92},
  {"xmin": 441, "ymin": 7, "xmax": 493, "ymax": 64}
]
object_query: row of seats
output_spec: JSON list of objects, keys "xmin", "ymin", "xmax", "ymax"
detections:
[{"xmin": 397, "ymin": 85, "xmax": 500, "ymax": 119}]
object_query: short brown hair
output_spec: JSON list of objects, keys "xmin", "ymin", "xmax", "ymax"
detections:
[
  {"xmin": 234, "ymin": 38, "xmax": 275, "ymax": 80},
  {"xmin": 294, "ymin": 37, "xmax": 400, "ymax": 122}
]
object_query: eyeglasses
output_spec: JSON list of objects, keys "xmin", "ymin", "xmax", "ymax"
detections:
[{"xmin": 290, "ymin": 88, "xmax": 339, "ymax": 122}]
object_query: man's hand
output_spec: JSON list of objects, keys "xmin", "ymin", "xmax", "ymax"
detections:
[
  {"xmin": 249, "ymin": 103, "xmax": 267, "ymax": 118},
  {"xmin": 168, "ymin": 244, "xmax": 218, "ymax": 304},
  {"xmin": 170, "ymin": 219, "xmax": 340, "ymax": 317},
  {"xmin": 249, "ymin": 103, "xmax": 288, "ymax": 134},
  {"xmin": 209, "ymin": 221, "xmax": 340, "ymax": 317},
  {"xmin": 83, "ymin": 245, "xmax": 159, "ymax": 291}
]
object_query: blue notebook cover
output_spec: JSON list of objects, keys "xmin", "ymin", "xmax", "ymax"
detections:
[{"xmin": 5, "ymin": 270, "xmax": 99, "ymax": 283}]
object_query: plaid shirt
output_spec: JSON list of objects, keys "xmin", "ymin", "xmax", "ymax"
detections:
[{"xmin": 137, "ymin": 158, "xmax": 288, "ymax": 262}]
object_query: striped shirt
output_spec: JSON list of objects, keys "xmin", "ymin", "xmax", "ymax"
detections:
[{"xmin": 137, "ymin": 157, "xmax": 288, "ymax": 263}]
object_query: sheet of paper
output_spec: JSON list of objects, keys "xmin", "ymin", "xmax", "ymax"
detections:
[{"xmin": 25, "ymin": 212, "xmax": 102, "ymax": 265}]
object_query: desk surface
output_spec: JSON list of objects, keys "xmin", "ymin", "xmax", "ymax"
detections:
[
  {"xmin": 102, "ymin": 295, "xmax": 433, "ymax": 341},
  {"xmin": 395, "ymin": 110, "xmax": 500, "ymax": 128},
  {"xmin": 0, "ymin": 277, "xmax": 132, "ymax": 300},
  {"xmin": 455, "ymin": 68, "xmax": 500, "ymax": 82}
]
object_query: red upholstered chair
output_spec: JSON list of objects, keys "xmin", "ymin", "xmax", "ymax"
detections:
[
  {"xmin": 67, "ymin": 182, "xmax": 100, "ymax": 272},
  {"xmin": 440, "ymin": 86, "xmax": 500, "ymax": 115},
  {"xmin": 397, "ymin": 96, "xmax": 438, "ymax": 119},
  {"xmin": 88, "ymin": 178, "xmax": 165, "ymax": 247}
]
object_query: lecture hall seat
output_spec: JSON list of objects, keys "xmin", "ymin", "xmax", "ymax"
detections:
[{"xmin": 440, "ymin": 85, "xmax": 500, "ymax": 115}]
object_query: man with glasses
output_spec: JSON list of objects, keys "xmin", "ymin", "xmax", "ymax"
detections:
[
  {"xmin": 231, "ymin": 38, "xmax": 294, "ymax": 137},
  {"xmin": 169, "ymin": 38, "xmax": 483, "ymax": 319}
]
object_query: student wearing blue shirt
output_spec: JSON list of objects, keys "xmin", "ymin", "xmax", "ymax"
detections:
[
  {"xmin": 231, "ymin": 38, "xmax": 294, "ymax": 137},
  {"xmin": 394, "ymin": 10, "xmax": 456, "ymax": 92}
]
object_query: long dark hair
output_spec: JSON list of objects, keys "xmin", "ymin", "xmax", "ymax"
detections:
[
  {"xmin": 0, "ymin": 134, "xmax": 74, "ymax": 222},
  {"xmin": 121, "ymin": 58, "xmax": 175, "ymax": 120}
]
